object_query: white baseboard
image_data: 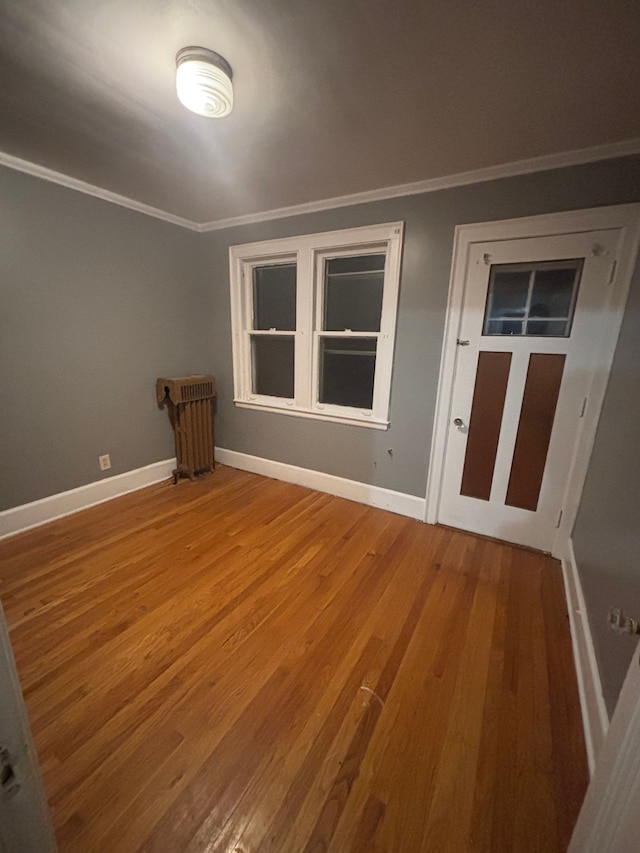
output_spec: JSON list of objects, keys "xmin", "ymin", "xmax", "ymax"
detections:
[
  {"xmin": 0, "ymin": 458, "xmax": 176, "ymax": 540},
  {"xmin": 561, "ymin": 538, "xmax": 610, "ymax": 776},
  {"xmin": 0, "ymin": 450, "xmax": 426, "ymax": 540},
  {"xmin": 215, "ymin": 447, "xmax": 426, "ymax": 521}
]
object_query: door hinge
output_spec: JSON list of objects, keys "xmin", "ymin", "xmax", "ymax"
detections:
[
  {"xmin": 580, "ymin": 397, "xmax": 587, "ymax": 418},
  {"xmin": 556, "ymin": 510, "xmax": 563, "ymax": 528},
  {"xmin": 608, "ymin": 260, "xmax": 618, "ymax": 285}
]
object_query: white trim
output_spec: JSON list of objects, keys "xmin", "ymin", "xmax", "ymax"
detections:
[
  {"xmin": 569, "ymin": 638, "xmax": 640, "ymax": 852},
  {"xmin": 553, "ymin": 211, "xmax": 640, "ymax": 557},
  {"xmin": 0, "ymin": 599, "xmax": 57, "ymax": 852},
  {"xmin": 0, "ymin": 150, "xmax": 198, "ymax": 231},
  {"xmin": 425, "ymin": 204, "xmax": 640, "ymax": 557},
  {"xmin": 425, "ymin": 222, "xmax": 469, "ymax": 525},
  {"xmin": 2, "ymin": 139, "xmax": 639, "ymax": 233},
  {"xmin": 198, "ymin": 139, "xmax": 640, "ymax": 231},
  {"xmin": 0, "ymin": 459, "xmax": 176, "ymax": 540},
  {"xmin": 561, "ymin": 539, "xmax": 609, "ymax": 776},
  {"xmin": 215, "ymin": 447, "xmax": 426, "ymax": 520},
  {"xmin": 0, "ymin": 450, "xmax": 426, "ymax": 539},
  {"xmin": 425, "ymin": 202, "xmax": 640, "ymax": 249},
  {"xmin": 233, "ymin": 401, "xmax": 389, "ymax": 429}
]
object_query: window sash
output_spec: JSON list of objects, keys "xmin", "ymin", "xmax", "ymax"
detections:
[
  {"xmin": 251, "ymin": 262, "xmax": 297, "ymax": 332},
  {"xmin": 248, "ymin": 330, "xmax": 296, "ymax": 402},
  {"xmin": 312, "ymin": 331, "xmax": 380, "ymax": 416},
  {"xmin": 311, "ymin": 244, "xmax": 391, "ymax": 417}
]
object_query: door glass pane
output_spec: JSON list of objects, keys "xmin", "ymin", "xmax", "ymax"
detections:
[
  {"xmin": 251, "ymin": 335, "xmax": 294, "ymax": 398},
  {"xmin": 483, "ymin": 260, "xmax": 582, "ymax": 337},
  {"xmin": 525, "ymin": 319, "xmax": 569, "ymax": 336},
  {"xmin": 319, "ymin": 337, "xmax": 377, "ymax": 409},
  {"xmin": 485, "ymin": 318, "xmax": 525, "ymax": 336},
  {"xmin": 324, "ymin": 254, "xmax": 385, "ymax": 332},
  {"xmin": 253, "ymin": 264, "xmax": 296, "ymax": 331},
  {"xmin": 486, "ymin": 270, "xmax": 530, "ymax": 320},
  {"xmin": 530, "ymin": 266, "xmax": 577, "ymax": 318}
]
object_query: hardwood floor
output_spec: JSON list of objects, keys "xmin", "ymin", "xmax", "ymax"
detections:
[{"xmin": 0, "ymin": 466, "xmax": 588, "ymax": 851}]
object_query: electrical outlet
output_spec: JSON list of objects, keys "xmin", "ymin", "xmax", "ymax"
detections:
[{"xmin": 99, "ymin": 454, "xmax": 111, "ymax": 471}]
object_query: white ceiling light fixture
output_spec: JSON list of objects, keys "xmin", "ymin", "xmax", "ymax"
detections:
[{"xmin": 176, "ymin": 47, "xmax": 233, "ymax": 118}]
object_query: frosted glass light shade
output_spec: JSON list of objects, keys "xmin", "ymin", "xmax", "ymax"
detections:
[{"xmin": 176, "ymin": 47, "xmax": 233, "ymax": 117}]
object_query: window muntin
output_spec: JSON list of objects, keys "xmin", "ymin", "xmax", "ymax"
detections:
[
  {"xmin": 229, "ymin": 223, "xmax": 403, "ymax": 428},
  {"xmin": 483, "ymin": 259, "xmax": 582, "ymax": 337}
]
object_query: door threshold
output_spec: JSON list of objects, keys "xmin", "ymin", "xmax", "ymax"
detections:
[{"xmin": 435, "ymin": 523, "xmax": 551, "ymax": 555}]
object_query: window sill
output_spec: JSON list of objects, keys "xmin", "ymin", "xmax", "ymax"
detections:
[{"xmin": 233, "ymin": 400, "xmax": 390, "ymax": 430}]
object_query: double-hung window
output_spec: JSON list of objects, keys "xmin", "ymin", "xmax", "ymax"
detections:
[{"xmin": 229, "ymin": 222, "xmax": 403, "ymax": 428}]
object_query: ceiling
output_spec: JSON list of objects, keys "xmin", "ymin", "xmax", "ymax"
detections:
[{"xmin": 1, "ymin": 0, "xmax": 639, "ymax": 226}]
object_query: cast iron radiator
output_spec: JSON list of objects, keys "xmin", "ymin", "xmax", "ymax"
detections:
[{"xmin": 156, "ymin": 375, "xmax": 216, "ymax": 483}]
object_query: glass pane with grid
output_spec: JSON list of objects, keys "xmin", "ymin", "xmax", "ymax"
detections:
[{"xmin": 483, "ymin": 259, "xmax": 583, "ymax": 337}]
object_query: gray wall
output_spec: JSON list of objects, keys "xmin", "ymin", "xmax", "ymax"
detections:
[
  {"xmin": 203, "ymin": 155, "xmax": 640, "ymax": 498},
  {"xmin": 2, "ymin": 153, "xmax": 640, "ymax": 713},
  {"xmin": 0, "ymin": 166, "xmax": 214, "ymax": 510},
  {"xmin": 573, "ymin": 257, "xmax": 640, "ymax": 716}
]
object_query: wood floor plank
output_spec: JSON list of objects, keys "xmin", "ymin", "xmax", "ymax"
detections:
[
  {"xmin": 0, "ymin": 465, "xmax": 588, "ymax": 851},
  {"xmin": 269, "ymin": 529, "xmax": 455, "ymax": 853},
  {"xmin": 467, "ymin": 542, "xmax": 512, "ymax": 850}
]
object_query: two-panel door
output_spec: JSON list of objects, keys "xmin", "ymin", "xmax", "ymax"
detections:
[{"xmin": 438, "ymin": 228, "xmax": 621, "ymax": 552}]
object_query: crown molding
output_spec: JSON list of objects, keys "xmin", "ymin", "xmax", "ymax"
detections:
[
  {"xmin": 1, "ymin": 138, "xmax": 639, "ymax": 233},
  {"xmin": 0, "ymin": 150, "xmax": 200, "ymax": 231},
  {"xmin": 197, "ymin": 138, "xmax": 640, "ymax": 231}
]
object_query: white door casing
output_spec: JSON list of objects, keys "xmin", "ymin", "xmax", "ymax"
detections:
[
  {"xmin": 570, "ymin": 639, "xmax": 640, "ymax": 852},
  {"xmin": 426, "ymin": 204, "xmax": 640, "ymax": 557},
  {"xmin": 0, "ymin": 598, "xmax": 56, "ymax": 852}
]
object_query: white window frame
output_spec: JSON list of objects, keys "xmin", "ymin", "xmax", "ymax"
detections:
[{"xmin": 229, "ymin": 222, "xmax": 404, "ymax": 429}]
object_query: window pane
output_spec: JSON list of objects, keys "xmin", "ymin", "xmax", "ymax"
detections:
[
  {"xmin": 530, "ymin": 264, "xmax": 580, "ymax": 318},
  {"xmin": 485, "ymin": 318, "xmax": 524, "ymax": 336},
  {"xmin": 324, "ymin": 254, "xmax": 385, "ymax": 332},
  {"xmin": 319, "ymin": 337, "xmax": 377, "ymax": 409},
  {"xmin": 484, "ymin": 260, "xmax": 582, "ymax": 337},
  {"xmin": 253, "ymin": 264, "xmax": 296, "ymax": 330},
  {"xmin": 485, "ymin": 270, "xmax": 530, "ymax": 325},
  {"xmin": 525, "ymin": 319, "xmax": 569, "ymax": 336},
  {"xmin": 251, "ymin": 335, "xmax": 294, "ymax": 398},
  {"xmin": 327, "ymin": 255, "xmax": 385, "ymax": 274}
]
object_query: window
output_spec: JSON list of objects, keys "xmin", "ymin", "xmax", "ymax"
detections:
[
  {"xmin": 229, "ymin": 222, "xmax": 404, "ymax": 428},
  {"xmin": 483, "ymin": 259, "xmax": 582, "ymax": 337}
]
